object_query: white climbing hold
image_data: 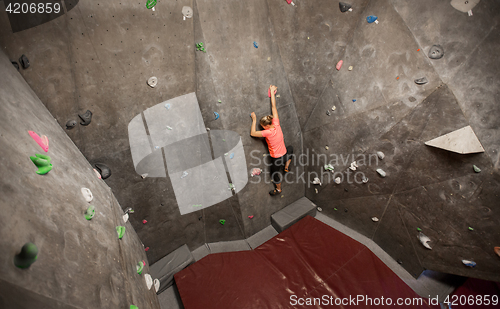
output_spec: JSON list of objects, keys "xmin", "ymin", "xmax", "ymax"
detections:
[
  {"xmin": 377, "ymin": 151, "xmax": 385, "ymax": 160},
  {"xmin": 325, "ymin": 146, "xmax": 329, "ymax": 150},
  {"xmin": 317, "ymin": 207, "xmax": 322, "ymax": 212},
  {"xmin": 376, "ymin": 168, "xmax": 386, "ymax": 177},
  {"xmin": 362, "ymin": 176, "xmax": 369, "ymax": 183},
  {"xmin": 123, "ymin": 213, "xmax": 129, "ymax": 223},
  {"xmin": 141, "ymin": 173, "xmax": 148, "ymax": 179},
  {"xmin": 348, "ymin": 66, "xmax": 353, "ymax": 71},
  {"xmin": 332, "ymin": 106, "xmax": 336, "ymax": 111},
  {"xmin": 154, "ymin": 278, "xmax": 160, "ymax": 292},
  {"xmin": 181, "ymin": 171, "xmax": 188, "ymax": 178},
  {"xmin": 312, "ymin": 177, "xmax": 322, "ymax": 186},
  {"xmin": 145, "ymin": 274, "xmax": 153, "ymax": 290},
  {"xmin": 371, "ymin": 217, "xmax": 379, "ymax": 222},
  {"xmin": 315, "ymin": 188, "xmax": 318, "ymax": 193},
  {"xmin": 324, "ymin": 164, "xmax": 334, "ymax": 172},
  {"xmin": 418, "ymin": 232, "xmax": 432, "ymax": 250},
  {"xmin": 81, "ymin": 188, "xmax": 93, "ymax": 202},
  {"xmin": 182, "ymin": 6, "xmax": 193, "ymax": 19},
  {"xmin": 335, "ymin": 177, "xmax": 341, "ymax": 184},
  {"xmin": 147, "ymin": 76, "xmax": 158, "ymax": 88}
]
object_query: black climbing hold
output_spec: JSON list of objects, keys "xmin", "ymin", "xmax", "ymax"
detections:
[
  {"xmin": 19, "ymin": 54, "xmax": 30, "ymax": 69},
  {"xmin": 326, "ymin": 110, "xmax": 331, "ymax": 116},
  {"xmin": 428, "ymin": 45, "xmax": 444, "ymax": 59},
  {"xmin": 198, "ymin": 216, "xmax": 203, "ymax": 221},
  {"xmin": 94, "ymin": 163, "xmax": 111, "ymax": 179},
  {"xmin": 66, "ymin": 119, "xmax": 77, "ymax": 129},
  {"xmin": 414, "ymin": 77, "xmax": 428, "ymax": 85},
  {"xmin": 14, "ymin": 242, "xmax": 38, "ymax": 269},
  {"xmin": 344, "ymin": 208, "xmax": 348, "ymax": 212},
  {"xmin": 397, "ymin": 259, "xmax": 403, "ymax": 265},
  {"xmin": 78, "ymin": 110, "xmax": 92, "ymax": 126},
  {"xmin": 339, "ymin": 2, "xmax": 352, "ymax": 12},
  {"xmin": 11, "ymin": 61, "xmax": 19, "ymax": 70},
  {"xmin": 344, "ymin": 188, "xmax": 348, "ymax": 192}
]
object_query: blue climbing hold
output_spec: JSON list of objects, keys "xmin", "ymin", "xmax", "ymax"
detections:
[
  {"xmin": 366, "ymin": 15, "xmax": 378, "ymax": 23},
  {"xmin": 352, "ymin": 99, "xmax": 356, "ymax": 102},
  {"xmin": 214, "ymin": 112, "xmax": 220, "ymax": 120},
  {"xmin": 253, "ymin": 42, "xmax": 258, "ymax": 48},
  {"xmin": 229, "ymin": 153, "xmax": 234, "ymax": 159},
  {"xmin": 165, "ymin": 103, "xmax": 171, "ymax": 110}
]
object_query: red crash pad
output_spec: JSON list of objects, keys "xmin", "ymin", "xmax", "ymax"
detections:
[{"xmin": 175, "ymin": 216, "xmax": 440, "ymax": 308}]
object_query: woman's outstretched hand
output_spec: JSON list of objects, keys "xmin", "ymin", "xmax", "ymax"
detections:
[
  {"xmin": 269, "ymin": 85, "xmax": 277, "ymax": 94},
  {"xmin": 250, "ymin": 112, "xmax": 257, "ymax": 121}
]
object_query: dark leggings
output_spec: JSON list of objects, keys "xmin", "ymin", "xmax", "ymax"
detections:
[{"xmin": 270, "ymin": 146, "xmax": 294, "ymax": 184}]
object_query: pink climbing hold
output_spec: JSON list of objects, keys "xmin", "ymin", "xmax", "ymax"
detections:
[
  {"xmin": 142, "ymin": 219, "xmax": 147, "ymax": 224},
  {"xmin": 28, "ymin": 131, "xmax": 49, "ymax": 152},
  {"xmin": 145, "ymin": 247, "xmax": 149, "ymax": 252},
  {"xmin": 336, "ymin": 60, "xmax": 343, "ymax": 71},
  {"xmin": 268, "ymin": 88, "xmax": 277, "ymax": 98},
  {"xmin": 248, "ymin": 215, "xmax": 254, "ymax": 219},
  {"xmin": 94, "ymin": 169, "xmax": 102, "ymax": 179},
  {"xmin": 286, "ymin": 0, "xmax": 292, "ymax": 4},
  {"xmin": 142, "ymin": 260, "xmax": 146, "ymax": 266},
  {"xmin": 250, "ymin": 168, "xmax": 262, "ymax": 176}
]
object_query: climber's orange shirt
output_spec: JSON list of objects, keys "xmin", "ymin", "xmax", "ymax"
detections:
[{"xmin": 261, "ymin": 118, "xmax": 287, "ymax": 158}]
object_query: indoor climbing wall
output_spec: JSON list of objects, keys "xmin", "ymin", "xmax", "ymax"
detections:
[{"xmin": 0, "ymin": 51, "xmax": 159, "ymax": 308}]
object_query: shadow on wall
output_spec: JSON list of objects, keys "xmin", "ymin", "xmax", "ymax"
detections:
[
  {"xmin": 128, "ymin": 92, "xmax": 248, "ymax": 215},
  {"xmin": 5, "ymin": 0, "xmax": 79, "ymax": 33}
]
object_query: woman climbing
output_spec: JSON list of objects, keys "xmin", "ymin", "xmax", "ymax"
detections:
[{"xmin": 250, "ymin": 85, "xmax": 294, "ymax": 196}]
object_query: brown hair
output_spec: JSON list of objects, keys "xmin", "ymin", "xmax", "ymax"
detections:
[{"xmin": 260, "ymin": 115, "xmax": 273, "ymax": 127}]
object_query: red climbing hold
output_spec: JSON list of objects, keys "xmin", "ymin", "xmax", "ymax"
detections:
[
  {"xmin": 145, "ymin": 247, "xmax": 149, "ymax": 252},
  {"xmin": 28, "ymin": 131, "xmax": 49, "ymax": 152},
  {"xmin": 142, "ymin": 219, "xmax": 147, "ymax": 224},
  {"xmin": 336, "ymin": 60, "xmax": 343, "ymax": 71},
  {"xmin": 248, "ymin": 215, "xmax": 254, "ymax": 219}
]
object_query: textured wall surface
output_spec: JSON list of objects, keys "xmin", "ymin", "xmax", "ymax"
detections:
[
  {"xmin": 0, "ymin": 50, "xmax": 159, "ymax": 308},
  {"xmin": 0, "ymin": 0, "xmax": 499, "ymax": 284}
]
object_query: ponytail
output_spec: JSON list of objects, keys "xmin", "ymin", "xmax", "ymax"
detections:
[{"xmin": 260, "ymin": 115, "xmax": 273, "ymax": 127}]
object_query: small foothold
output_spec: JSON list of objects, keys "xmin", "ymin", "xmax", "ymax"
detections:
[
  {"xmin": 339, "ymin": 2, "xmax": 352, "ymax": 12},
  {"xmin": 141, "ymin": 173, "xmax": 148, "ymax": 179},
  {"xmin": 147, "ymin": 76, "xmax": 158, "ymax": 88},
  {"xmin": 417, "ymin": 49, "xmax": 420, "ymax": 51},
  {"xmin": 116, "ymin": 226, "xmax": 126, "ymax": 239},
  {"xmin": 326, "ymin": 110, "xmax": 331, "ymax": 116},
  {"xmin": 225, "ymin": 153, "xmax": 229, "ymax": 156},
  {"xmin": 362, "ymin": 176, "xmax": 369, "ymax": 183},
  {"xmin": 281, "ymin": 195, "xmax": 284, "ymax": 198},
  {"xmin": 94, "ymin": 163, "xmax": 111, "ymax": 179},
  {"xmin": 94, "ymin": 169, "xmax": 102, "ymax": 179},
  {"xmin": 81, "ymin": 188, "xmax": 93, "ymax": 202},
  {"xmin": 144, "ymin": 247, "xmax": 149, "ymax": 252},
  {"xmin": 19, "ymin": 54, "xmax": 30, "ymax": 69},
  {"xmin": 218, "ymin": 99, "xmax": 222, "ymax": 103},
  {"xmin": 352, "ymin": 99, "xmax": 356, "ymax": 102},
  {"xmin": 344, "ymin": 208, "xmax": 348, "ymax": 212},
  {"xmin": 198, "ymin": 216, "xmax": 203, "ymax": 220},
  {"xmin": 248, "ymin": 215, "xmax": 254, "ymax": 219},
  {"xmin": 397, "ymin": 259, "xmax": 403, "ymax": 265},
  {"xmin": 85, "ymin": 205, "xmax": 95, "ymax": 220},
  {"xmin": 14, "ymin": 242, "xmax": 38, "ymax": 269},
  {"xmin": 250, "ymin": 168, "xmax": 262, "ymax": 177},
  {"xmin": 428, "ymin": 45, "xmax": 444, "ymax": 59},
  {"xmin": 268, "ymin": 57, "xmax": 271, "ymax": 61},
  {"xmin": 468, "ymin": 227, "xmax": 474, "ymax": 231},
  {"xmin": 415, "ymin": 77, "xmax": 428, "ymax": 85},
  {"xmin": 312, "ymin": 177, "xmax": 322, "ymax": 186},
  {"xmin": 182, "ymin": 6, "xmax": 193, "ymax": 18},
  {"xmin": 142, "ymin": 220, "xmax": 147, "ymax": 224},
  {"xmin": 78, "ymin": 110, "xmax": 92, "ymax": 126},
  {"xmin": 214, "ymin": 112, "xmax": 220, "ymax": 120},
  {"xmin": 335, "ymin": 177, "xmax": 341, "ymax": 184},
  {"xmin": 371, "ymin": 217, "xmax": 379, "ymax": 222},
  {"xmin": 344, "ymin": 188, "xmax": 348, "ymax": 192},
  {"xmin": 418, "ymin": 232, "xmax": 432, "ymax": 250},
  {"xmin": 219, "ymin": 219, "xmax": 226, "ymax": 225},
  {"xmin": 12, "ymin": 61, "xmax": 19, "ymax": 70},
  {"xmin": 206, "ymin": 128, "xmax": 210, "ymax": 131},
  {"xmin": 181, "ymin": 171, "xmax": 188, "ymax": 179},
  {"xmin": 317, "ymin": 207, "xmax": 322, "ymax": 212},
  {"xmin": 276, "ymin": 94, "xmax": 280, "ymax": 98},
  {"xmin": 154, "ymin": 146, "xmax": 160, "ymax": 150},
  {"xmin": 366, "ymin": 15, "xmax": 378, "ymax": 23},
  {"xmin": 417, "ymin": 227, "xmax": 422, "ymax": 231},
  {"xmin": 164, "ymin": 103, "xmax": 171, "ymax": 110},
  {"xmin": 253, "ymin": 42, "xmax": 258, "ymax": 48},
  {"xmin": 222, "ymin": 139, "xmax": 226, "ymax": 142},
  {"xmin": 376, "ymin": 168, "xmax": 386, "ymax": 178},
  {"xmin": 229, "ymin": 153, "xmax": 235, "ymax": 159},
  {"xmin": 336, "ymin": 60, "xmax": 343, "ymax": 70},
  {"xmin": 136, "ymin": 261, "xmax": 144, "ymax": 274},
  {"xmin": 376, "ymin": 151, "xmax": 385, "ymax": 160},
  {"xmin": 473, "ymin": 165, "xmax": 481, "ymax": 173},
  {"xmin": 325, "ymin": 146, "xmax": 329, "ymax": 150},
  {"xmin": 66, "ymin": 119, "xmax": 77, "ymax": 129},
  {"xmin": 228, "ymin": 183, "xmax": 235, "ymax": 190},
  {"xmin": 315, "ymin": 188, "xmax": 318, "ymax": 194},
  {"xmin": 334, "ymin": 208, "xmax": 338, "ymax": 211},
  {"xmin": 396, "ymin": 76, "xmax": 400, "ymax": 80},
  {"xmin": 348, "ymin": 66, "xmax": 353, "ymax": 71},
  {"xmin": 332, "ymin": 106, "xmax": 336, "ymax": 111},
  {"xmin": 462, "ymin": 260, "xmax": 476, "ymax": 267},
  {"xmin": 166, "ymin": 126, "xmax": 173, "ymax": 130},
  {"xmin": 123, "ymin": 213, "xmax": 129, "ymax": 223},
  {"xmin": 125, "ymin": 207, "xmax": 134, "ymax": 214}
]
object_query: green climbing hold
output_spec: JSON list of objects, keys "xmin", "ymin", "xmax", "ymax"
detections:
[
  {"xmin": 219, "ymin": 219, "xmax": 226, "ymax": 225},
  {"xmin": 130, "ymin": 306, "xmax": 139, "ymax": 309},
  {"xmin": 14, "ymin": 242, "xmax": 38, "ymax": 269},
  {"xmin": 417, "ymin": 227, "xmax": 422, "ymax": 231},
  {"xmin": 218, "ymin": 99, "xmax": 222, "ymax": 103},
  {"xmin": 469, "ymin": 227, "xmax": 474, "ymax": 231},
  {"xmin": 136, "ymin": 261, "xmax": 144, "ymax": 274},
  {"xmin": 334, "ymin": 208, "xmax": 337, "ymax": 211},
  {"xmin": 30, "ymin": 154, "xmax": 53, "ymax": 175},
  {"xmin": 116, "ymin": 226, "xmax": 126, "ymax": 239},
  {"xmin": 146, "ymin": 0, "xmax": 156, "ymax": 9},
  {"xmin": 196, "ymin": 42, "xmax": 207, "ymax": 53},
  {"xmin": 85, "ymin": 205, "xmax": 95, "ymax": 220},
  {"xmin": 473, "ymin": 165, "xmax": 481, "ymax": 173}
]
